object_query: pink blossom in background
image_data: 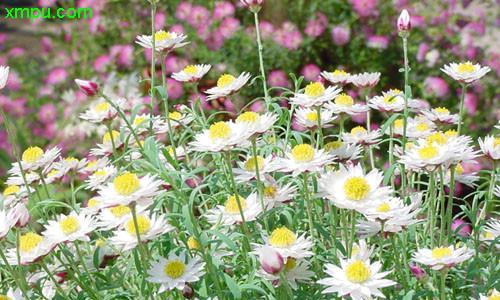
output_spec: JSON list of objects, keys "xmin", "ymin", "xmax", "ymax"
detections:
[
  {"xmin": 188, "ymin": 5, "xmax": 211, "ymax": 29},
  {"xmin": 416, "ymin": 42, "xmax": 429, "ymax": 62},
  {"xmin": 39, "ymin": 0, "xmax": 57, "ymax": 6},
  {"xmin": 291, "ymin": 118, "xmax": 307, "ymax": 132},
  {"xmin": 0, "ymin": 34, "xmax": 7, "ymax": 45},
  {"xmin": 165, "ymin": 56, "xmax": 188, "ymax": 74},
  {"xmin": 465, "ymin": 46, "xmax": 478, "ymax": 60},
  {"xmin": 275, "ymin": 22, "xmax": 303, "ymax": 50},
  {"xmin": 0, "ymin": 130, "xmax": 11, "ymax": 154},
  {"xmin": 258, "ymin": 21, "xmax": 274, "ymax": 39},
  {"xmin": 350, "ymin": 0, "xmax": 378, "ymax": 17},
  {"xmin": 8, "ymin": 47, "xmax": 25, "ymax": 57},
  {"xmin": 206, "ymin": 34, "xmax": 225, "ymax": 50},
  {"xmin": 176, "ymin": 2, "xmax": 193, "ymax": 21},
  {"xmin": 487, "ymin": 52, "xmax": 500, "ymax": 76},
  {"xmin": 464, "ymin": 92, "xmax": 478, "ymax": 116},
  {"xmin": 94, "ymin": 55, "xmax": 111, "ymax": 73},
  {"xmin": 424, "ymin": 76, "xmax": 449, "ymax": 98},
  {"xmin": 38, "ymin": 103, "xmax": 57, "ymax": 124},
  {"xmin": 305, "ymin": 13, "xmax": 328, "ymax": 38},
  {"xmin": 218, "ymin": 17, "xmax": 240, "ymax": 39},
  {"xmin": 45, "ymin": 67, "xmax": 67, "ymax": 85},
  {"xmin": 40, "ymin": 37, "xmax": 53, "ymax": 54},
  {"xmin": 223, "ymin": 98, "xmax": 236, "ymax": 114},
  {"xmin": 214, "ymin": 1, "xmax": 235, "ymax": 20},
  {"xmin": 366, "ymin": 35, "xmax": 389, "ymax": 49},
  {"xmin": 115, "ymin": 45, "xmax": 134, "ymax": 68},
  {"xmin": 301, "ymin": 64, "xmax": 321, "ymax": 82},
  {"xmin": 6, "ymin": 71, "xmax": 21, "ymax": 91},
  {"xmin": 250, "ymin": 101, "xmax": 265, "ymax": 113},
  {"xmin": 331, "ymin": 25, "xmax": 351, "ymax": 46},
  {"xmin": 88, "ymin": 14, "xmax": 103, "ymax": 33},
  {"xmin": 167, "ymin": 78, "xmax": 184, "ymax": 100},
  {"xmin": 155, "ymin": 12, "xmax": 166, "ymax": 30},
  {"xmin": 38, "ymin": 85, "xmax": 54, "ymax": 97},
  {"xmin": 451, "ymin": 219, "xmax": 471, "ymax": 237},
  {"xmin": 170, "ymin": 24, "xmax": 185, "ymax": 35},
  {"xmin": 268, "ymin": 70, "xmax": 291, "ymax": 88},
  {"xmin": 0, "ymin": 97, "xmax": 27, "ymax": 117},
  {"xmin": 410, "ymin": 15, "xmax": 425, "ymax": 28}
]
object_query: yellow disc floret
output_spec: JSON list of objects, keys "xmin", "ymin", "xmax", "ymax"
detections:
[
  {"xmin": 113, "ymin": 172, "xmax": 140, "ymax": 196},
  {"xmin": 324, "ymin": 140, "xmax": 343, "ymax": 151},
  {"xmin": 209, "ymin": 122, "xmax": 231, "ymax": 140},
  {"xmin": 344, "ymin": 177, "xmax": 370, "ymax": 201},
  {"xmin": 377, "ymin": 202, "xmax": 391, "ymax": 213},
  {"xmin": 94, "ymin": 102, "xmax": 110, "ymax": 113},
  {"xmin": 154, "ymin": 30, "xmax": 173, "ymax": 42},
  {"xmin": 3, "ymin": 185, "xmax": 20, "ymax": 196},
  {"xmin": 291, "ymin": 144, "xmax": 315, "ymax": 162},
  {"xmin": 456, "ymin": 62, "xmax": 476, "ymax": 73},
  {"xmin": 217, "ymin": 74, "xmax": 236, "ymax": 88},
  {"xmin": 305, "ymin": 111, "xmax": 318, "ymax": 122},
  {"xmin": 187, "ymin": 236, "xmax": 201, "ymax": 250},
  {"xmin": 126, "ymin": 215, "xmax": 151, "ymax": 235},
  {"xmin": 244, "ymin": 156, "xmax": 264, "ymax": 172},
  {"xmin": 335, "ymin": 93, "xmax": 354, "ymax": 106},
  {"xmin": 19, "ymin": 232, "xmax": 43, "ymax": 252},
  {"xmin": 163, "ymin": 259, "xmax": 186, "ymax": 279},
  {"xmin": 351, "ymin": 126, "xmax": 367, "ymax": 135},
  {"xmin": 345, "ymin": 260, "xmax": 371, "ymax": 283},
  {"xmin": 304, "ymin": 82, "xmax": 325, "ymax": 97},
  {"xmin": 236, "ymin": 111, "xmax": 259, "ymax": 123},
  {"xmin": 224, "ymin": 195, "xmax": 246, "ymax": 214},
  {"xmin": 59, "ymin": 216, "xmax": 80, "ymax": 235},
  {"xmin": 22, "ymin": 146, "xmax": 44, "ymax": 163},
  {"xmin": 183, "ymin": 65, "xmax": 198, "ymax": 75},
  {"xmin": 110, "ymin": 205, "xmax": 131, "ymax": 217},
  {"xmin": 431, "ymin": 247, "xmax": 452, "ymax": 259},
  {"xmin": 269, "ymin": 227, "xmax": 297, "ymax": 248},
  {"xmin": 418, "ymin": 145, "xmax": 439, "ymax": 160},
  {"xmin": 434, "ymin": 107, "xmax": 450, "ymax": 115}
]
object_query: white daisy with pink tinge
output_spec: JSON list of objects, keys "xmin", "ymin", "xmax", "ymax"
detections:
[
  {"xmin": 172, "ymin": 64, "xmax": 211, "ymax": 82},
  {"xmin": 294, "ymin": 107, "xmax": 337, "ymax": 129},
  {"xmin": 290, "ymin": 81, "xmax": 342, "ymax": 108},
  {"xmin": 342, "ymin": 126, "xmax": 381, "ymax": 146},
  {"xmin": 478, "ymin": 135, "xmax": 500, "ymax": 160},
  {"xmin": 276, "ymin": 143, "xmax": 334, "ymax": 176},
  {"xmin": 368, "ymin": 89, "xmax": 405, "ymax": 112},
  {"xmin": 327, "ymin": 93, "xmax": 369, "ymax": 116},
  {"xmin": 441, "ymin": 61, "xmax": 490, "ymax": 84},
  {"xmin": 420, "ymin": 107, "xmax": 459, "ymax": 125},
  {"xmin": 321, "ymin": 69, "xmax": 352, "ymax": 85},
  {"xmin": 136, "ymin": 30, "xmax": 189, "ymax": 52},
  {"xmin": 205, "ymin": 72, "xmax": 251, "ymax": 100},
  {"xmin": 42, "ymin": 212, "xmax": 97, "ymax": 245},
  {"xmin": 255, "ymin": 226, "xmax": 313, "ymax": 259},
  {"xmin": 205, "ymin": 193, "xmax": 263, "ymax": 226},
  {"xmin": 412, "ymin": 245, "xmax": 473, "ymax": 270},
  {"xmin": 349, "ymin": 72, "xmax": 381, "ymax": 88}
]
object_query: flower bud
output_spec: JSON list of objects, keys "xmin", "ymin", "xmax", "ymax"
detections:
[
  {"xmin": 409, "ymin": 263, "xmax": 427, "ymax": 280},
  {"xmin": 12, "ymin": 203, "xmax": 30, "ymax": 227},
  {"xmin": 451, "ymin": 219, "xmax": 472, "ymax": 237},
  {"xmin": 74, "ymin": 79, "xmax": 99, "ymax": 97},
  {"xmin": 257, "ymin": 246, "xmax": 284, "ymax": 275},
  {"xmin": 397, "ymin": 9, "xmax": 411, "ymax": 32},
  {"xmin": 240, "ymin": 0, "xmax": 264, "ymax": 12}
]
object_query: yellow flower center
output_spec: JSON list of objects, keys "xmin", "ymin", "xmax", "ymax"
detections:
[
  {"xmin": 86, "ymin": 160, "xmax": 97, "ymax": 169},
  {"xmin": 394, "ymin": 119, "xmax": 404, "ymax": 129},
  {"xmin": 187, "ymin": 236, "xmax": 201, "ymax": 250},
  {"xmin": 483, "ymin": 232, "xmax": 495, "ymax": 239},
  {"xmin": 456, "ymin": 62, "xmax": 476, "ymax": 73},
  {"xmin": 263, "ymin": 185, "xmax": 277, "ymax": 198},
  {"xmin": 291, "ymin": 144, "xmax": 315, "ymax": 162},
  {"xmin": 59, "ymin": 216, "xmax": 80, "ymax": 235},
  {"xmin": 377, "ymin": 202, "xmax": 391, "ymax": 213},
  {"xmin": 163, "ymin": 259, "xmax": 186, "ymax": 279},
  {"xmin": 224, "ymin": 195, "xmax": 246, "ymax": 214},
  {"xmin": 351, "ymin": 126, "xmax": 367, "ymax": 135},
  {"xmin": 244, "ymin": 156, "xmax": 264, "ymax": 172},
  {"xmin": 324, "ymin": 140, "xmax": 343, "ymax": 151},
  {"xmin": 331, "ymin": 69, "xmax": 347, "ymax": 76},
  {"xmin": 47, "ymin": 169, "xmax": 59, "ymax": 178},
  {"xmin": 22, "ymin": 146, "xmax": 44, "ymax": 163},
  {"xmin": 305, "ymin": 111, "xmax": 318, "ymax": 122},
  {"xmin": 183, "ymin": 65, "xmax": 198, "ymax": 75},
  {"xmin": 169, "ymin": 111, "xmax": 182, "ymax": 121},
  {"xmin": 269, "ymin": 227, "xmax": 297, "ymax": 248},
  {"xmin": 65, "ymin": 157, "xmax": 78, "ymax": 164},
  {"xmin": 126, "ymin": 215, "xmax": 151, "ymax": 235},
  {"xmin": 494, "ymin": 137, "xmax": 500, "ymax": 148},
  {"xmin": 133, "ymin": 116, "xmax": 146, "ymax": 126},
  {"xmin": 345, "ymin": 260, "xmax": 371, "ymax": 283},
  {"xmin": 304, "ymin": 82, "xmax": 325, "ymax": 97},
  {"xmin": 284, "ymin": 258, "xmax": 297, "ymax": 271},
  {"xmin": 103, "ymin": 130, "xmax": 119, "ymax": 144},
  {"xmin": 3, "ymin": 185, "xmax": 20, "ymax": 196},
  {"xmin": 113, "ymin": 172, "xmax": 140, "ymax": 196},
  {"xmin": 444, "ymin": 129, "xmax": 458, "ymax": 138},
  {"xmin": 431, "ymin": 247, "xmax": 452, "ymax": 259},
  {"xmin": 418, "ymin": 145, "xmax": 439, "ymax": 160},
  {"xmin": 209, "ymin": 122, "xmax": 231, "ymax": 140},
  {"xmin": 236, "ymin": 111, "xmax": 259, "ymax": 123},
  {"xmin": 87, "ymin": 198, "xmax": 100, "ymax": 208},
  {"xmin": 488, "ymin": 294, "xmax": 500, "ymax": 300},
  {"xmin": 110, "ymin": 205, "xmax": 131, "ymax": 217},
  {"xmin": 19, "ymin": 232, "xmax": 43, "ymax": 252},
  {"xmin": 217, "ymin": 74, "xmax": 236, "ymax": 88},
  {"xmin": 94, "ymin": 102, "xmax": 110, "ymax": 113},
  {"xmin": 434, "ymin": 107, "xmax": 450, "ymax": 115},
  {"xmin": 455, "ymin": 164, "xmax": 464, "ymax": 175},
  {"xmin": 154, "ymin": 30, "xmax": 173, "ymax": 41},
  {"xmin": 335, "ymin": 93, "xmax": 354, "ymax": 106},
  {"xmin": 416, "ymin": 122, "xmax": 429, "ymax": 132},
  {"xmin": 344, "ymin": 177, "xmax": 370, "ymax": 201},
  {"xmin": 406, "ymin": 142, "xmax": 415, "ymax": 150},
  {"xmin": 352, "ymin": 245, "xmax": 360, "ymax": 257},
  {"xmin": 426, "ymin": 132, "xmax": 447, "ymax": 145},
  {"xmin": 0, "ymin": 295, "xmax": 10, "ymax": 300},
  {"xmin": 94, "ymin": 169, "xmax": 107, "ymax": 177}
]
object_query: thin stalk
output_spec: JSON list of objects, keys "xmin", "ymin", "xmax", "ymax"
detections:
[
  {"xmin": 439, "ymin": 270, "xmax": 448, "ymax": 300},
  {"xmin": 0, "ymin": 247, "xmax": 30, "ymax": 298},
  {"xmin": 438, "ymin": 167, "xmax": 446, "ymax": 245},
  {"xmin": 40, "ymin": 259, "xmax": 69, "ymax": 298},
  {"xmin": 251, "ymin": 138, "xmax": 268, "ymax": 232},
  {"xmin": 446, "ymin": 165, "xmax": 456, "ymax": 244},
  {"xmin": 348, "ymin": 210, "xmax": 356, "ymax": 257},
  {"xmin": 478, "ymin": 161, "xmax": 497, "ymax": 225},
  {"xmin": 316, "ymin": 106, "xmax": 323, "ymax": 148},
  {"xmin": 457, "ymin": 83, "xmax": 468, "ymax": 136},
  {"xmin": 253, "ymin": 11, "xmax": 270, "ymax": 108},
  {"xmin": 389, "ymin": 123, "xmax": 395, "ymax": 188},
  {"xmin": 105, "ymin": 122, "xmax": 117, "ymax": 160},
  {"xmin": 130, "ymin": 203, "xmax": 148, "ymax": 273},
  {"xmin": 160, "ymin": 53, "xmax": 179, "ymax": 162},
  {"xmin": 302, "ymin": 173, "xmax": 315, "ymax": 239},
  {"xmin": 329, "ymin": 204, "xmax": 338, "ymax": 257},
  {"xmin": 149, "ymin": 1, "xmax": 157, "ymax": 133},
  {"xmin": 426, "ymin": 171, "xmax": 436, "ymax": 247},
  {"xmin": 401, "ymin": 36, "xmax": 410, "ymax": 197}
]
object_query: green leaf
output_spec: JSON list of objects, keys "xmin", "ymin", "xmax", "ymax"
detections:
[
  {"xmin": 380, "ymin": 113, "xmax": 402, "ymax": 135},
  {"xmin": 224, "ymin": 274, "xmax": 242, "ymax": 299}
]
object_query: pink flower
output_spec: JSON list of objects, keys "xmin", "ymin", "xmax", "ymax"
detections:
[
  {"xmin": 409, "ymin": 263, "xmax": 427, "ymax": 280},
  {"xmin": 397, "ymin": 9, "xmax": 411, "ymax": 32},
  {"xmin": 218, "ymin": 17, "xmax": 240, "ymax": 39},
  {"xmin": 167, "ymin": 78, "xmax": 183, "ymax": 100},
  {"xmin": 304, "ymin": 12, "xmax": 328, "ymax": 38},
  {"xmin": 176, "ymin": 2, "xmax": 192, "ymax": 21},
  {"xmin": 257, "ymin": 246, "xmax": 284, "ymax": 275},
  {"xmin": 41, "ymin": 37, "xmax": 53, "ymax": 54},
  {"xmin": 115, "ymin": 45, "xmax": 133, "ymax": 68},
  {"xmin": 38, "ymin": 103, "xmax": 57, "ymax": 124},
  {"xmin": 250, "ymin": 101, "xmax": 265, "ymax": 113},
  {"xmin": 274, "ymin": 22, "xmax": 303, "ymax": 50},
  {"xmin": 170, "ymin": 24, "xmax": 185, "ymax": 35},
  {"xmin": 240, "ymin": 0, "xmax": 264, "ymax": 11},
  {"xmin": 464, "ymin": 92, "xmax": 478, "ymax": 116},
  {"xmin": 165, "ymin": 55, "xmax": 188, "ymax": 74},
  {"xmin": 155, "ymin": 11, "xmax": 166, "ymax": 30},
  {"xmin": 268, "ymin": 70, "xmax": 291, "ymax": 88},
  {"xmin": 75, "ymin": 79, "xmax": 99, "ymax": 97},
  {"xmin": 45, "ymin": 67, "xmax": 67, "ymax": 85},
  {"xmin": 188, "ymin": 6, "xmax": 211, "ymax": 29},
  {"xmin": 331, "ymin": 25, "xmax": 351, "ymax": 46},
  {"xmin": 416, "ymin": 42, "xmax": 429, "ymax": 62},
  {"xmin": 258, "ymin": 21, "xmax": 274, "ymax": 38},
  {"xmin": 451, "ymin": 219, "xmax": 472, "ymax": 237},
  {"xmin": 350, "ymin": 0, "xmax": 378, "ymax": 17},
  {"xmin": 301, "ymin": 64, "xmax": 321, "ymax": 82},
  {"xmin": 424, "ymin": 76, "xmax": 449, "ymax": 98},
  {"xmin": 6, "ymin": 71, "xmax": 21, "ymax": 91},
  {"xmin": 8, "ymin": 47, "xmax": 25, "ymax": 57},
  {"xmin": 214, "ymin": 1, "xmax": 235, "ymax": 20},
  {"xmin": 93, "ymin": 55, "xmax": 111, "ymax": 73},
  {"xmin": 366, "ymin": 35, "xmax": 389, "ymax": 49}
]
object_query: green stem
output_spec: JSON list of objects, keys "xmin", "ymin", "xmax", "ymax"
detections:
[
  {"xmin": 316, "ymin": 106, "xmax": 323, "ymax": 148},
  {"xmin": 302, "ymin": 173, "xmax": 315, "ymax": 239},
  {"xmin": 446, "ymin": 166, "xmax": 456, "ymax": 244},
  {"xmin": 401, "ymin": 36, "xmax": 410, "ymax": 197},
  {"xmin": 439, "ymin": 270, "xmax": 448, "ymax": 300},
  {"xmin": 149, "ymin": 2, "xmax": 157, "ymax": 133},
  {"xmin": 457, "ymin": 83, "xmax": 468, "ymax": 136},
  {"xmin": 0, "ymin": 246, "xmax": 30, "ymax": 298},
  {"xmin": 253, "ymin": 11, "xmax": 270, "ymax": 108},
  {"xmin": 348, "ymin": 210, "xmax": 356, "ymax": 257},
  {"xmin": 438, "ymin": 167, "xmax": 446, "ymax": 245}
]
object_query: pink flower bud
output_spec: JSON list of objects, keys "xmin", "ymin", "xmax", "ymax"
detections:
[
  {"xmin": 257, "ymin": 246, "xmax": 284, "ymax": 275},
  {"xmin": 74, "ymin": 79, "xmax": 99, "ymax": 97},
  {"xmin": 12, "ymin": 203, "xmax": 30, "ymax": 228},
  {"xmin": 409, "ymin": 263, "xmax": 427, "ymax": 280},
  {"xmin": 451, "ymin": 219, "xmax": 472, "ymax": 237},
  {"xmin": 240, "ymin": 0, "xmax": 264, "ymax": 12},
  {"xmin": 397, "ymin": 9, "xmax": 411, "ymax": 32}
]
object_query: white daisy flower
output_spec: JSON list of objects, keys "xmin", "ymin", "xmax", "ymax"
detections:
[
  {"xmin": 42, "ymin": 212, "xmax": 97, "ymax": 245},
  {"xmin": 109, "ymin": 213, "xmax": 174, "ymax": 252},
  {"xmin": 289, "ymin": 81, "xmax": 342, "ymax": 108},
  {"xmin": 233, "ymin": 155, "xmax": 279, "ymax": 183},
  {"xmin": 147, "ymin": 252, "xmax": 205, "ymax": 293},
  {"xmin": 337, "ymin": 239, "xmax": 374, "ymax": 261},
  {"xmin": 85, "ymin": 165, "xmax": 117, "ymax": 191},
  {"xmin": 318, "ymin": 255, "xmax": 396, "ymax": 299},
  {"xmin": 257, "ymin": 258, "xmax": 314, "ymax": 290},
  {"xmin": 136, "ymin": 30, "xmax": 189, "ymax": 52},
  {"xmin": 360, "ymin": 193, "xmax": 422, "ymax": 222},
  {"xmin": 0, "ymin": 209, "xmax": 17, "ymax": 240},
  {"xmin": 318, "ymin": 164, "xmax": 392, "ymax": 212},
  {"xmin": 479, "ymin": 135, "xmax": 500, "ymax": 160},
  {"xmin": 257, "ymin": 226, "xmax": 313, "ymax": 259},
  {"xmin": 51, "ymin": 156, "xmax": 88, "ymax": 177},
  {"xmin": 10, "ymin": 146, "xmax": 60, "ymax": 173},
  {"xmin": 412, "ymin": 245, "xmax": 473, "ymax": 270},
  {"xmin": 172, "ymin": 64, "xmax": 211, "ymax": 83},
  {"xmin": 205, "ymin": 72, "xmax": 251, "ymax": 100},
  {"xmin": 165, "ymin": 108, "xmax": 195, "ymax": 129},
  {"xmin": 127, "ymin": 114, "xmax": 163, "ymax": 135},
  {"xmin": 479, "ymin": 219, "xmax": 500, "ymax": 247},
  {"xmin": 321, "ymin": 69, "xmax": 351, "ymax": 85},
  {"xmin": 327, "ymin": 93, "xmax": 369, "ymax": 116},
  {"xmin": 2, "ymin": 185, "xmax": 28, "ymax": 207},
  {"xmin": 261, "ymin": 181, "xmax": 297, "ymax": 209},
  {"xmin": 80, "ymin": 157, "xmax": 110, "ymax": 174},
  {"xmin": 5, "ymin": 231, "xmax": 54, "ymax": 265},
  {"xmin": 323, "ymin": 140, "xmax": 362, "ymax": 162},
  {"xmin": 441, "ymin": 61, "xmax": 490, "ymax": 84},
  {"xmin": 206, "ymin": 193, "xmax": 263, "ymax": 226},
  {"xmin": 440, "ymin": 163, "xmax": 479, "ymax": 187},
  {"xmin": 235, "ymin": 111, "xmax": 277, "ymax": 136},
  {"xmin": 0, "ymin": 65, "xmax": 10, "ymax": 89},
  {"xmin": 190, "ymin": 121, "xmax": 251, "ymax": 153},
  {"xmin": 342, "ymin": 126, "xmax": 381, "ymax": 146},
  {"xmin": 294, "ymin": 107, "xmax": 337, "ymax": 129},
  {"xmin": 90, "ymin": 130, "xmax": 124, "ymax": 157},
  {"xmin": 479, "ymin": 289, "xmax": 500, "ymax": 300},
  {"xmin": 81, "ymin": 197, "xmax": 104, "ymax": 215},
  {"xmin": 6, "ymin": 172, "xmax": 40, "ymax": 186},
  {"xmin": 420, "ymin": 107, "xmax": 459, "ymax": 125},
  {"xmin": 79, "ymin": 100, "xmax": 121, "ymax": 124},
  {"xmin": 98, "ymin": 171, "xmax": 163, "ymax": 207},
  {"xmin": 392, "ymin": 116, "xmax": 436, "ymax": 139},
  {"xmin": 368, "ymin": 89, "xmax": 405, "ymax": 112},
  {"xmin": 97, "ymin": 204, "xmax": 148, "ymax": 230},
  {"xmin": 276, "ymin": 143, "xmax": 334, "ymax": 176},
  {"xmin": 350, "ymin": 72, "xmax": 381, "ymax": 88}
]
